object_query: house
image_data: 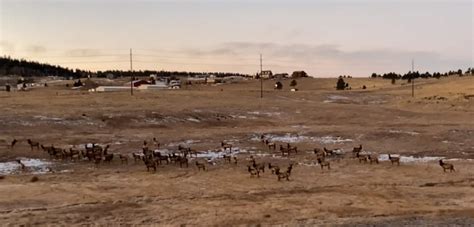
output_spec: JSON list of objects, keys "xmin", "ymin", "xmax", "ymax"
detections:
[
  {"xmin": 259, "ymin": 70, "xmax": 273, "ymax": 79},
  {"xmin": 274, "ymin": 73, "xmax": 289, "ymax": 80}
]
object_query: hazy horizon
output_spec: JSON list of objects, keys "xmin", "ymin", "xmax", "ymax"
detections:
[{"xmin": 1, "ymin": 0, "xmax": 472, "ymax": 77}]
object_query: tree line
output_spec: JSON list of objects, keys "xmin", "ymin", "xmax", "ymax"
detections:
[
  {"xmin": 0, "ymin": 56, "xmax": 249, "ymax": 79},
  {"xmin": 371, "ymin": 68, "xmax": 473, "ymax": 80}
]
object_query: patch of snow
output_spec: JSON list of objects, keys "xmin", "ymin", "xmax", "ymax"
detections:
[
  {"xmin": 324, "ymin": 95, "xmax": 349, "ymax": 103},
  {"xmin": 0, "ymin": 158, "xmax": 52, "ymax": 175},
  {"xmin": 33, "ymin": 115, "xmax": 64, "ymax": 121},
  {"xmin": 378, "ymin": 154, "xmax": 441, "ymax": 163},
  {"xmin": 388, "ymin": 130, "xmax": 420, "ymax": 136},
  {"xmin": 253, "ymin": 134, "xmax": 353, "ymax": 144},
  {"xmin": 187, "ymin": 118, "xmax": 201, "ymax": 123}
]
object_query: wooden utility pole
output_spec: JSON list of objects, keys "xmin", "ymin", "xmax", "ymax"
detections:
[
  {"xmin": 411, "ymin": 59, "xmax": 415, "ymax": 98},
  {"xmin": 260, "ymin": 54, "xmax": 263, "ymax": 98},
  {"xmin": 130, "ymin": 48, "xmax": 134, "ymax": 96}
]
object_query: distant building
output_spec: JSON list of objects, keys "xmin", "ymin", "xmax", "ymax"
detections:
[
  {"xmin": 106, "ymin": 73, "xmax": 116, "ymax": 79},
  {"xmin": 260, "ymin": 70, "xmax": 273, "ymax": 79}
]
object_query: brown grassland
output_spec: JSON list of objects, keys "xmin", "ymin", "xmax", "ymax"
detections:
[{"xmin": 0, "ymin": 76, "xmax": 473, "ymax": 226}]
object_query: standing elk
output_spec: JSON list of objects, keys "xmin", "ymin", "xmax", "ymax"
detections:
[
  {"xmin": 27, "ymin": 139, "xmax": 40, "ymax": 150},
  {"xmin": 439, "ymin": 160, "xmax": 455, "ymax": 172},
  {"xmin": 388, "ymin": 154, "xmax": 400, "ymax": 166}
]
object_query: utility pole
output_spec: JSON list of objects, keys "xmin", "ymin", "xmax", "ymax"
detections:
[
  {"xmin": 260, "ymin": 54, "xmax": 263, "ymax": 98},
  {"xmin": 411, "ymin": 59, "xmax": 414, "ymax": 98},
  {"xmin": 130, "ymin": 48, "xmax": 133, "ymax": 96}
]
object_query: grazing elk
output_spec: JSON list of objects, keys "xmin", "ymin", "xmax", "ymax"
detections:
[
  {"xmin": 195, "ymin": 161, "xmax": 206, "ymax": 171},
  {"xmin": 16, "ymin": 160, "xmax": 26, "ymax": 171},
  {"xmin": 233, "ymin": 156, "xmax": 238, "ymax": 165},
  {"xmin": 27, "ymin": 139, "xmax": 40, "ymax": 150},
  {"xmin": 268, "ymin": 163, "xmax": 280, "ymax": 174},
  {"xmin": 388, "ymin": 154, "xmax": 400, "ymax": 166},
  {"xmin": 69, "ymin": 147, "xmax": 81, "ymax": 161},
  {"xmin": 439, "ymin": 160, "xmax": 455, "ymax": 172},
  {"xmin": 247, "ymin": 165, "xmax": 260, "ymax": 177},
  {"xmin": 317, "ymin": 158, "xmax": 330, "ymax": 170}
]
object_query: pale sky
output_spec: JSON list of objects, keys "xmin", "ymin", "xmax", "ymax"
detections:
[{"xmin": 0, "ymin": 0, "xmax": 472, "ymax": 77}]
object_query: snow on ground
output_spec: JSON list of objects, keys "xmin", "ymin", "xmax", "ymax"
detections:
[
  {"xmin": 252, "ymin": 133, "xmax": 353, "ymax": 144},
  {"xmin": 0, "ymin": 158, "xmax": 52, "ymax": 175},
  {"xmin": 388, "ymin": 130, "xmax": 420, "ymax": 136},
  {"xmin": 323, "ymin": 95, "xmax": 349, "ymax": 103}
]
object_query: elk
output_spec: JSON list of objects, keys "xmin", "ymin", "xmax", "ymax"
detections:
[
  {"xmin": 119, "ymin": 154, "xmax": 128, "ymax": 164},
  {"xmin": 196, "ymin": 161, "xmax": 206, "ymax": 171},
  {"xmin": 368, "ymin": 154, "xmax": 379, "ymax": 164},
  {"xmin": 176, "ymin": 156, "xmax": 189, "ymax": 168},
  {"xmin": 250, "ymin": 158, "xmax": 265, "ymax": 173},
  {"xmin": 275, "ymin": 168, "xmax": 290, "ymax": 181},
  {"xmin": 268, "ymin": 163, "xmax": 280, "ymax": 174},
  {"xmin": 16, "ymin": 160, "xmax": 26, "ymax": 171},
  {"xmin": 356, "ymin": 152, "xmax": 369, "ymax": 163},
  {"xmin": 221, "ymin": 141, "xmax": 233, "ymax": 151},
  {"xmin": 439, "ymin": 160, "xmax": 455, "ymax": 172},
  {"xmin": 317, "ymin": 158, "xmax": 330, "ymax": 170},
  {"xmin": 264, "ymin": 139, "xmax": 276, "ymax": 150},
  {"xmin": 247, "ymin": 165, "xmax": 260, "ymax": 177},
  {"xmin": 152, "ymin": 137, "xmax": 160, "ymax": 149},
  {"xmin": 233, "ymin": 156, "xmax": 238, "ymax": 165},
  {"xmin": 27, "ymin": 139, "xmax": 40, "ymax": 150},
  {"xmin": 103, "ymin": 153, "xmax": 114, "ymax": 163},
  {"xmin": 154, "ymin": 152, "xmax": 169, "ymax": 165},
  {"xmin": 352, "ymin": 144, "xmax": 363, "ymax": 156},
  {"xmin": 388, "ymin": 154, "xmax": 400, "ymax": 166},
  {"xmin": 8, "ymin": 139, "xmax": 18, "ymax": 149},
  {"xmin": 132, "ymin": 153, "xmax": 143, "ymax": 163},
  {"xmin": 69, "ymin": 147, "xmax": 81, "ymax": 161},
  {"xmin": 143, "ymin": 157, "xmax": 157, "ymax": 172},
  {"xmin": 223, "ymin": 155, "xmax": 232, "ymax": 163}
]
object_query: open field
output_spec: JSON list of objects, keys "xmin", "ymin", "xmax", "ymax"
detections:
[{"xmin": 1, "ymin": 76, "xmax": 473, "ymax": 225}]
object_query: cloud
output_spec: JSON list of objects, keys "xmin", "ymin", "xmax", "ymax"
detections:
[
  {"xmin": 25, "ymin": 45, "xmax": 47, "ymax": 54},
  {"xmin": 63, "ymin": 49, "xmax": 103, "ymax": 57}
]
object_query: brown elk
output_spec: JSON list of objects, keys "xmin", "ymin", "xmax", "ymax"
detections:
[
  {"xmin": 368, "ymin": 154, "xmax": 379, "ymax": 164},
  {"xmin": 439, "ymin": 160, "xmax": 455, "ymax": 172},
  {"xmin": 143, "ymin": 157, "xmax": 157, "ymax": 172},
  {"xmin": 8, "ymin": 139, "xmax": 18, "ymax": 149},
  {"xmin": 119, "ymin": 154, "xmax": 128, "ymax": 164},
  {"xmin": 268, "ymin": 163, "xmax": 280, "ymax": 174},
  {"xmin": 16, "ymin": 160, "xmax": 26, "ymax": 171},
  {"xmin": 356, "ymin": 152, "xmax": 369, "ymax": 163},
  {"xmin": 247, "ymin": 165, "xmax": 260, "ymax": 177},
  {"xmin": 275, "ymin": 168, "xmax": 290, "ymax": 181},
  {"xmin": 196, "ymin": 161, "xmax": 206, "ymax": 171},
  {"xmin": 317, "ymin": 158, "xmax": 330, "ymax": 170},
  {"xmin": 221, "ymin": 141, "xmax": 233, "ymax": 151},
  {"xmin": 388, "ymin": 154, "xmax": 400, "ymax": 166},
  {"xmin": 223, "ymin": 155, "xmax": 232, "ymax": 163},
  {"xmin": 352, "ymin": 144, "xmax": 363, "ymax": 156},
  {"xmin": 27, "ymin": 139, "xmax": 40, "ymax": 150}
]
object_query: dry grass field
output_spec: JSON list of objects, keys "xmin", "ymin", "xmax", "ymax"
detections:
[{"xmin": 0, "ymin": 76, "xmax": 473, "ymax": 226}]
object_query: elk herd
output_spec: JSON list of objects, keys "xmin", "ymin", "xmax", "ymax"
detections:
[{"xmin": 4, "ymin": 135, "xmax": 458, "ymax": 179}]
